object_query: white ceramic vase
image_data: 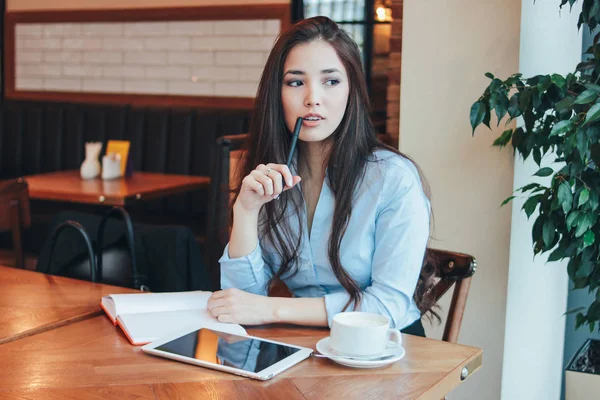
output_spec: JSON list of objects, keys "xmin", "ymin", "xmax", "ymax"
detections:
[{"xmin": 80, "ymin": 142, "xmax": 102, "ymax": 180}]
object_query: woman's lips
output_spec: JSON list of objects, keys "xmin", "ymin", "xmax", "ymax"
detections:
[
  {"xmin": 302, "ymin": 119, "xmax": 322, "ymax": 127},
  {"xmin": 302, "ymin": 116, "xmax": 324, "ymax": 128}
]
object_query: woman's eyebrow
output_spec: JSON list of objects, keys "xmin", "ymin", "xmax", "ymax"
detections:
[
  {"xmin": 283, "ymin": 68, "xmax": 341, "ymax": 76},
  {"xmin": 284, "ymin": 70, "xmax": 304, "ymax": 76}
]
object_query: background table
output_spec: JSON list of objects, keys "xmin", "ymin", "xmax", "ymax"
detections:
[
  {"xmin": 24, "ymin": 171, "xmax": 210, "ymax": 206},
  {"xmin": 0, "ymin": 265, "xmax": 137, "ymax": 344}
]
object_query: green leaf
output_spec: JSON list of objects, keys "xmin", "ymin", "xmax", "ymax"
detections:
[
  {"xmin": 532, "ymin": 215, "xmax": 546, "ymax": 252},
  {"xmin": 511, "ymin": 127, "xmax": 524, "ymax": 149},
  {"xmin": 579, "ymin": 189, "xmax": 590, "ymax": 208},
  {"xmin": 591, "ymin": 143, "xmax": 600, "ymax": 166},
  {"xmin": 577, "ymin": 60, "xmax": 595, "ymax": 72},
  {"xmin": 575, "ymin": 312, "xmax": 586, "ymax": 329},
  {"xmin": 489, "ymin": 92, "xmax": 498, "ymax": 108},
  {"xmin": 534, "ymin": 167, "xmax": 553, "ymax": 177},
  {"xmin": 590, "ymin": 321, "xmax": 596, "ymax": 334},
  {"xmin": 550, "ymin": 120, "xmax": 573, "ymax": 136},
  {"xmin": 470, "ymin": 101, "xmax": 486, "ymax": 134},
  {"xmin": 589, "ymin": 301, "xmax": 600, "ymax": 321},
  {"xmin": 551, "ymin": 74, "xmax": 567, "ymax": 89},
  {"xmin": 508, "ymin": 94, "xmax": 520, "ymax": 118},
  {"xmin": 577, "ymin": 260, "xmax": 595, "ymax": 279},
  {"xmin": 567, "ymin": 211, "xmax": 580, "ymax": 230},
  {"xmin": 558, "ymin": 181, "xmax": 573, "ymax": 214},
  {"xmin": 583, "ymin": 103, "xmax": 600, "ymax": 126},
  {"xmin": 583, "ymin": 230, "xmax": 595, "ymax": 247},
  {"xmin": 526, "ymin": 75, "xmax": 541, "ymax": 86},
  {"xmin": 542, "ymin": 218, "xmax": 556, "ymax": 248},
  {"xmin": 568, "ymin": 259, "xmax": 578, "ymax": 281},
  {"xmin": 490, "ymin": 78, "xmax": 503, "ymax": 92},
  {"xmin": 533, "ymin": 147, "xmax": 542, "ymax": 166},
  {"xmin": 575, "ymin": 213, "xmax": 593, "ymax": 237},
  {"xmin": 548, "ymin": 247, "xmax": 565, "ymax": 262},
  {"xmin": 555, "ymin": 97, "xmax": 574, "ymax": 112},
  {"xmin": 500, "ymin": 195, "xmax": 516, "ymax": 207},
  {"xmin": 485, "ymin": 72, "xmax": 494, "ymax": 79},
  {"xmin": 565, "ymin": 306, "xmax": 586, "ymax": 316},
  {"xmin": 585, "ymin": 83, "xmax": 600, "ymax": 93},
  {"xmin": 591, "ymin": 0, "xmax": 600, "ymax": 19},
  {"xmin": 519, "ymin": 90, "xmax": 533, "ymax": 113},
  {"xmin": 577, "ymin": 128, "xmax": 588, "ymax": 160},
  {"xmin": 494, "ymin": 94, "xmax": 509, "ymax": 124},
  {"xmin": 573, "ymin": 89, "xmax": 598, "ymax": 104},
  {"xmin": 493, "ymin": 129, "xmax": 513, "ymax": 148},
  {"xmin": 522, "ymin": 195, "xmax": 541, "ymax": 218},
  {"xmin": 505, "ymin": 74, "xmax": 520, "ymax": 86},
  {"xmin": 482, "ymin": 107, "xmax": 491, "ymax": 129},
  {"xmin": 589, "ymin": 191, "xmax": 600, "ymax": 212},
  {"xmin": 517, "ymin": 183, "xmax": 541, "ymax": 192},
  {"xmin": 537, "ymin": 76, "xmax": 552, "ymax": 95}
]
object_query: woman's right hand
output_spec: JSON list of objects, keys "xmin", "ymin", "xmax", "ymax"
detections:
[{"xmin": 234, "ymin": 163, "xmax": 301, "ymax": 214}]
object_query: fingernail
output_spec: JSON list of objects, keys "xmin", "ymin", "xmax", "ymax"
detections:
[
  {"xmin": 274, "ymin": 194, "xmax": 279, "ymax": 199},
  {"xmin": 287, "ymin": 179, "xmax": 292, "ymax": 187}
]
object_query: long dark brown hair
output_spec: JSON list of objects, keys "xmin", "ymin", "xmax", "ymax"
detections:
[{"xmin": 234, "ymin": 16, "xmax": 437, "ymax": 317}]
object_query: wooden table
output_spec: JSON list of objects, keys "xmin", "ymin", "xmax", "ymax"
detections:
[
  {"xmin": 0, "ymin": 320, "xmax": 482, "ymax": 399},
  {"xmin": 0, "ymin": 269, "xmax": 483, "ymax": 399},
  {"xmin": 0, "ymin": 265, "xmax": 137, "ymax": 345},
  {"xmin": 24, "ymin": 170, "xmax": 210, "ymax": 206}
]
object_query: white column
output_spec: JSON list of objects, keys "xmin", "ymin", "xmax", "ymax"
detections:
[{"xmin": 501, "ymin": 2, "xmax": 582, "ymax": 399}]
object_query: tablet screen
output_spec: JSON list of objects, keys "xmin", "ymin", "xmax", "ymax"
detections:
[{"xmin": 155, "ymin": 328, "xmax": 302, "ymax": 373}]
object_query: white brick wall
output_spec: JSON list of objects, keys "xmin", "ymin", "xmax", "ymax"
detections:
[{"xmin": 14, "ymin": 19, "xmax": 280, "ymax": 98}]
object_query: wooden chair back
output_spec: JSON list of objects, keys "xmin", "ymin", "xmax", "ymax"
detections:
[
  {"xmin": 206, "ymin": 133, "xmax": 248, "ymax": 290},
  {"xmin": 422, "ymin": 248, "xmax": 477, "ymax": 343},
  {"xmin": 0, "ymin": 179, "xmax": 31, "ymax": 269}
]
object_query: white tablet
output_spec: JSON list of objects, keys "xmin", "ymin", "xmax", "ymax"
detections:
[{"xmin": 142, "ymin": 326, "xmax": 313, "ymax": 381}]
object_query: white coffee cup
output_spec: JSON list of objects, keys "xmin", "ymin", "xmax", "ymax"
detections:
[{"xmin": 329, "ymin": 312, "xmax": 402, "ymax": 357}]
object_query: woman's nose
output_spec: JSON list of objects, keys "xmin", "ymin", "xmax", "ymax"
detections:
[{"xmin": 304, "ymin": 85, "xmax": 321, "ymax": 107}]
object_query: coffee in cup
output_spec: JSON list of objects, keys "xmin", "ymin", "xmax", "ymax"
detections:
[{"xmin": 329, "ymin": 312, "xmax": 402, "ymax": 357}]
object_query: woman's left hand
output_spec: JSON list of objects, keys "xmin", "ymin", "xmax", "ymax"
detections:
[{"xmin": 207, "ymin": 288, "xmax": 275, "ymax": 325}]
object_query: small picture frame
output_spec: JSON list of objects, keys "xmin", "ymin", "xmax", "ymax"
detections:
[{"xmin": 105, "ymin": 140, "xmax": 131, "ymax": 177}]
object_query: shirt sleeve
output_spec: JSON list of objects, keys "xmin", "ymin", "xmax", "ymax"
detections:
[
  {"xmin": 219, "ymin": 243, "xmax": 273, "ymax": 296},
  {"xmin": 323, "ymin": 160, "xmax": 430, "ymax": 329}
]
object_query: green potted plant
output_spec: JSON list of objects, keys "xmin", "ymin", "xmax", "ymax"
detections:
[{"xmin": 470, "ymin": 0, "xmax": 599, "ymax": 397}]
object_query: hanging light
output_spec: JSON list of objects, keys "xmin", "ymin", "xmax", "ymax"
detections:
[{"xmin": 374, "ymin": 0, "xmax": 392, "ymax": 22}]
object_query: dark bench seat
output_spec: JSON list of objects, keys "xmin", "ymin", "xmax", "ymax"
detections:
[{"xmin": 0, "ymin": 99, "xmax": 251, "ymax": 253}]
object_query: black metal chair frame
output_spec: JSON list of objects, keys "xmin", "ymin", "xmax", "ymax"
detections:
[{"xmin": 43, "ymin": 220, "xmax": 97, "ymax": 282}]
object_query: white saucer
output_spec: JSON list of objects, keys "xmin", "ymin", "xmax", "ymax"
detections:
[{"xmin": 315, "ymin": 337, "xmax": 405, "ymax": 369}]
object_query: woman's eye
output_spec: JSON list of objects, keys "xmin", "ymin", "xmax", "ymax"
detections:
[
  {"xmin": 286, "ymin": 80, "xmax": 303, "ymax": 87},
  {"xmin": 325, "ymin": 79, "xmax": 340, "ymax": 86}
]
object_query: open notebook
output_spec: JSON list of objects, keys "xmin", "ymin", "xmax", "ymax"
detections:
[{"xmin": 101, "ymin": 291, "xmax": 247, "ymax": 345}]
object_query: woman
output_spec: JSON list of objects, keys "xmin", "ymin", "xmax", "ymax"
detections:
[{"xmin": 207, "ymin": 17, "xmax": 432, "ymax": 336}]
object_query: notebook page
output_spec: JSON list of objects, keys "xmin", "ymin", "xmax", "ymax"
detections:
[
  {"xmin": 106, "ymin": 291, "xmax": 212, "ymax": 317},
  {"xmin": 118, "ymin": 309, "xmax": 247, "ymax": 345}
]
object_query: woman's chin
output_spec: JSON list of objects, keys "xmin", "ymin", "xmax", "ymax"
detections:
[{"xmin": 299, "ymin": 129, "xmax": 334, "ymax": 143}]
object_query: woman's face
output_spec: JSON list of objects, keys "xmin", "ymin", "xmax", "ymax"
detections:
[{"xmin": 281, "ymin": 40, "xmax": 350, "ymax": 143}]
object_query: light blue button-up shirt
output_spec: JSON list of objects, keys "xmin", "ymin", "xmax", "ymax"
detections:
[{"xmin": 219, "ymin": 149, "xmax": 430, "ymax": 329}]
